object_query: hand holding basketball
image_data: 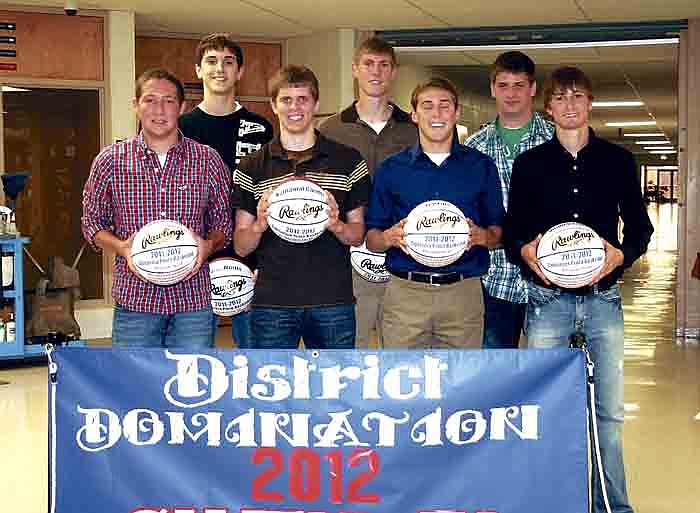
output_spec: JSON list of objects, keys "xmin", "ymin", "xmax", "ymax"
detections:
[
  {"xmin": 253, "ymin": 188, "xmax": 273, "ymax": 234},
  {"xmin": 119, "ymin": 234, "xmax": 147, "ymax": 282},
  {"xmin": 588, "ymin": 239, "xmax": 624, "ymax": 285},
  {"xmin": 182, "ymin": 232, "xmax": 213, "ymax": 281},
  {"xmin": 383, "ymin": 219, "xmax": 408, "ymax": 253},
  {"xmin": 522, "ymin": 234, "xmax": 551, "ymax": 285},
  {"xmin": 325, "ymin": 191, "xmax": 342, "ymax": 235}
]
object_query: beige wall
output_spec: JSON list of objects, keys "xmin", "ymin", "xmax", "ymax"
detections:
[
  {"xmin": 676, "ymin": 18, "xmax": 700, "ymax": 338},
  {"xmin": 76, "ymin": 10, "xmax": 136, "ymax": 340},
  {"xmin": 391, "ymin": 63, "xmax": 434, "ymax": 112},
  {"xmin": 392, "ymin": 64, "xmax": 496, "ymax": 137},
  {"xmin": 286, "ymin": 30, "xmax": 355, "ymax": 115}
]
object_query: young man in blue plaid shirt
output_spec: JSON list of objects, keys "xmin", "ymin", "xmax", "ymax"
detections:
[{"xmin": 464, "ymin": 51, "xmax": 554, "ymax": 349}]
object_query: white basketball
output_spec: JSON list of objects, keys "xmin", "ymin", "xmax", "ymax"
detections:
[
  {"xmin": 350, "ymin": 243, "xmax": 390, "ymax": 283},
  {"xmin": 130, "ymin": 220, "xmax": 198, "ymax": 285},
  {"xmin": 267, "ymin": 179, "xmax": 329, "ymax": 243},
  {"xmin": 403, "ymin": 200, "xmax": 470, "ymax": 268},
  {"xmin": 537, "ymin": 222, "xmax": 606, "ymax": 288},
  {"xmin": 209, "ymin": 258, "xmax": 255, "ymax": 316}
]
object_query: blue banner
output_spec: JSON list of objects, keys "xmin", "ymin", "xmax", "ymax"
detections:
[{"xmin": 49, "ymin": 348, "xmax": 588, "ymax": 513}]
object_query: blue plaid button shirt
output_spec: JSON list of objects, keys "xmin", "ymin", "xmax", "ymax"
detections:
[{"xmin": 464, "ymin": 113, "xmax": 554, "ymax": 303}]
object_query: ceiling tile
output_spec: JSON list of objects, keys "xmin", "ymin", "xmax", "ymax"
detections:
[{"xmin": 577, "ymin": 1, "xmax": 700, "ymax": 22}]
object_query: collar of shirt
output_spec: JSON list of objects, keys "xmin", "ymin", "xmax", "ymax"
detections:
[
  {"xmin": 268, "ymin": 129, "xmax": 337, "ymax": 161},
  {"xmin": 135, "ymin": 129, "xmax": 187, "ymax": 160},
  {"xmin": 340, "ymin": 101, "xmax": 412, "ymax": 125},
  {"xmin": 549, "ymin": 127, "xmax": 600, "ymax": 159},
  {"xmin": 407, "ymin": 139, "xmax": 470, "ymax": 165},
  {"xmin": 471, "ymin": 111, "xmax": 553, "ymax": 150}
]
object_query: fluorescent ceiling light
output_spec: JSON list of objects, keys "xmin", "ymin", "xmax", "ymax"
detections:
[
  {"xmin": 635, "ymin": 140, "xmax": 671, "ymax": 145},
  {"xmin": 395, "ymin": 37, "xmax": 679, "ymax": 52},
  {"xmin": 1, "ymin": 86, "xmax": 30, "ymax": 92},
  {"xmin": 651, "ymin": 166, "xmax": 679, "ymax": 170},
  {"xmin": 644, "ymin": 146, "xmax": 674, "ymax": 150},
  {"xmin": 624, "ymin": 133, "xmax": 665, "ymax": 137},
  {"xmin": 593, "ymin": 101, "xmax": 643, "ymax": 107},
  {"xmin": 649, "ymin": 150, "xmax": 676, "ymax": 154},
  {"xmin": 606, "ymin": 121, "xmax": 657, "ymax": 127}
]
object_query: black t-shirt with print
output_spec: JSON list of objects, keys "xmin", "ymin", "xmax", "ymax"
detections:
[{"xmin": 179, "ymin": 105, "xmax": 274, "ymax": 264}]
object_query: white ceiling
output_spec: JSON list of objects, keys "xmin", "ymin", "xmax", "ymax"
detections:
[
  {"xmin": 397, "ymin": 41, "xmax": 680, "ymax": 163},
  {"xmin": 12, "ymin": 0, "xmax": 698, "ymax": 164}
]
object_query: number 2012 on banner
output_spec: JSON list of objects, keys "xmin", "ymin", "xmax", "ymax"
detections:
[{"xmin": 130, "ymin": 448, "xmax": 499, "ymax": 513}]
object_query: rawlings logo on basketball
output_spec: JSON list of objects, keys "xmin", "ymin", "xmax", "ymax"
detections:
[
  {"xmin": 210, "ymin": 278, "xmax": 247, "ymax": 298},
  {"xmin": 131, "ymin": 221, "xmax": 198, "ymax": 286},
  {"xmin": 209, "ymin": 258, "xmax": 255, "ymax": 316},
  {"xmin": 551, "ymin": 230, "xmax": 595, "ymax": 251},
  {"xmin": 267, "ymin": 179, "xmax": 329, "ymax": 244},
  {"xmin": 361, "ymin": 258, "xmax": 386, "ymax": 274},
  {"xmin": 404, "ymin": 200, "xmax": 471, "ymax": 268},
  {"xmin": 537, "ymin": 222, "xmax": 605, "ymax": 288},
  {"xmin": 278, "ymin": 203, "xmax": 325, "ymax": 221},
  {"xmin": 416, "ymin": 213, "xmax": 463, "ymax": 231},
  {"xmin": 141, "ymin": 227, "xmax": 186, "ymax": 250}
]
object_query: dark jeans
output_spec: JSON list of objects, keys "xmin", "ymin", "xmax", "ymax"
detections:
[
  {"xmin": 250, "ymin": 304, "xmax": 356, "ymax": 349},
  {"xmin": 232, "ymin": 310, "xmax": 253, "ymax": 348},
  {"xmin": 211, "ymin": 310, "xmax": 254, "ymax": 349},
  {"xmin": 112, "ymin": 305, "xmax": 215, "ymax": 348},
  {"xmin": 481, "ymin": 285, "xmax": 526, "ymax": 349}
]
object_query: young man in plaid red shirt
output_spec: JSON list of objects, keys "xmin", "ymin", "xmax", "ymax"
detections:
[{"xmin": 82, "ymin": 69, "xmax": 232, "ymax": 348}]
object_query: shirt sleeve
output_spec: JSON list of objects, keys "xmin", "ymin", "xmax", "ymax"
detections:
[
  {"xmin": 345, "ymin": 158, "xmax": 371, "ymax": 213},
  {"xmin": 365, "ymin": 161, "xmax": 394, "ymax": 231},
  {"xmin": 618, "ymin": 151, "xmax": 654, "ymax": 268},
  {"xmin": 81, "ymin": 146, "xmax": 115, "ymax": 251},
  {"xmin": 502, "ymin": 153, "xmax": 532, "ymax": 266},
  {"xmin": 205, "ymin": 147, "xmax": 233, "ymax": 240},
  {"xmin": 480, "ymin": 157, "xmax": 505, "ymax": 227},
  {"xmin": 231, "ymin": 155, "xmax": 259, "ymax": 216}
]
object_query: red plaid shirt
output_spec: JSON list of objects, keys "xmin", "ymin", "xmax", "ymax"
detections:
[{"xmin": 82, "ymin": 132, "xmax": 232, "ymax": 314}]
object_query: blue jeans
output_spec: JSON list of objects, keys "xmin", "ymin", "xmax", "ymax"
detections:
[
  {"xmin": 525, "ymin": 282, "xmax": 633, "ymax": 513},
  {"xmin": 210, "ymin": 310, "xmax": 253, "ymax": 348},
  {"xmin": 482, "ymin": 284, "xmax": 526, "ymax": 349},
  {"xmin": 112, "ymin": 305, "xmax": 215, "ymax": 348},
  {"xmin": 232, "ymin": 310, "xmax": 253, "ymax": 348},
  {"xmin": 250, "ymin": 304, "xmax": 356, "ymax": 349}
]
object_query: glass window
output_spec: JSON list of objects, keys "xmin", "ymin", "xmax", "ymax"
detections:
[{"xmin": 2, "ymin": 86, "xmax": 103, "ymax": 300}]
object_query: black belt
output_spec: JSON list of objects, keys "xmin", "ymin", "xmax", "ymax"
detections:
[
  {"xmin": 540, "ymin": 282, "xmax": 612, "ymax": 296},
  {"xmin": 390, "ymin": 270, "xmax": 467, "ymax": 286}
]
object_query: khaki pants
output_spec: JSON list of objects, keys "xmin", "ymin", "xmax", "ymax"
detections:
[
  {"xmin": 353, "ymin": 271, "xmax": 386, "ymax": 348},
  {"xmin": 382, "ymin": 275, "xmax": 483, "ymax": 348}
]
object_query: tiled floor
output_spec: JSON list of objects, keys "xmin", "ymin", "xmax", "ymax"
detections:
[{"xmin": 0, "ymin": 203, "xmax": 698, "ymax": 513}]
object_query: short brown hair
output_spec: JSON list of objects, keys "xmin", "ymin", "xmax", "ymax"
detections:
[
  {"xmin": 268, "ymin": 65, "xmax": 319, "ymax": 102},
  {"xmin": 195, "ymin": 33, "xmax": 244, "ymax": 67},
  {"xmin": 543, "ymin": 66, "xmax": 594, "ymax": 108},
  {"xmin": 411, "ymin": 77, "xmax": 459, "ymax": 110},
  {"xmin": 135, "ymin": 69, "xmax": 185, "ymax": 104},
  {"xmin": 354, "ymin": 36, "xmax": 397, "ymax": 66},
  {"xmin": 489, "ymin": 51, "xmax": 535, "ymax": 83}
]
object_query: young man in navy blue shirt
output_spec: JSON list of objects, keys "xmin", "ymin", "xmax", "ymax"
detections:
[{"xmin": 366, "ymin": 77, "xmax": 504, "ymax": 348}]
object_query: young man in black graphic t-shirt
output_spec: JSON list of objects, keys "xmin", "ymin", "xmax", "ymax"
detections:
[{"xmin": 179, "ymin": 33, "xmax": 273, "ymax": 348}]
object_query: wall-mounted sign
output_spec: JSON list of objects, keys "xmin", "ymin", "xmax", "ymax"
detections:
[
  {"xmin": 0, "ymin": 23, "xmax": 16, "ymax": 31},
  {"xmin": 0, "ymin": 50, "xmax": 16, "ymax": 58},
  {"xmin": 0, "ymin": 63, "xmax": 17, "ymax": 71},
  {"xmin": 0, "ymin": 36, "xmax": 16, "ymax": 44}
]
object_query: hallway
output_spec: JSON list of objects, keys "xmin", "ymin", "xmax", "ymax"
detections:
[
  {"xmin": 621, "ymin": 203, "xmax": 699, "ymax": 512},
  {"xmin": 0, "ymin": 205, "xmax": 697, "ymax": 513}
]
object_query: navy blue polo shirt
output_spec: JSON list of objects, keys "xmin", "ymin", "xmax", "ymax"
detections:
[{"xmin": 366, "ymin": 142, "xmax": 504, "ymax": 276}]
